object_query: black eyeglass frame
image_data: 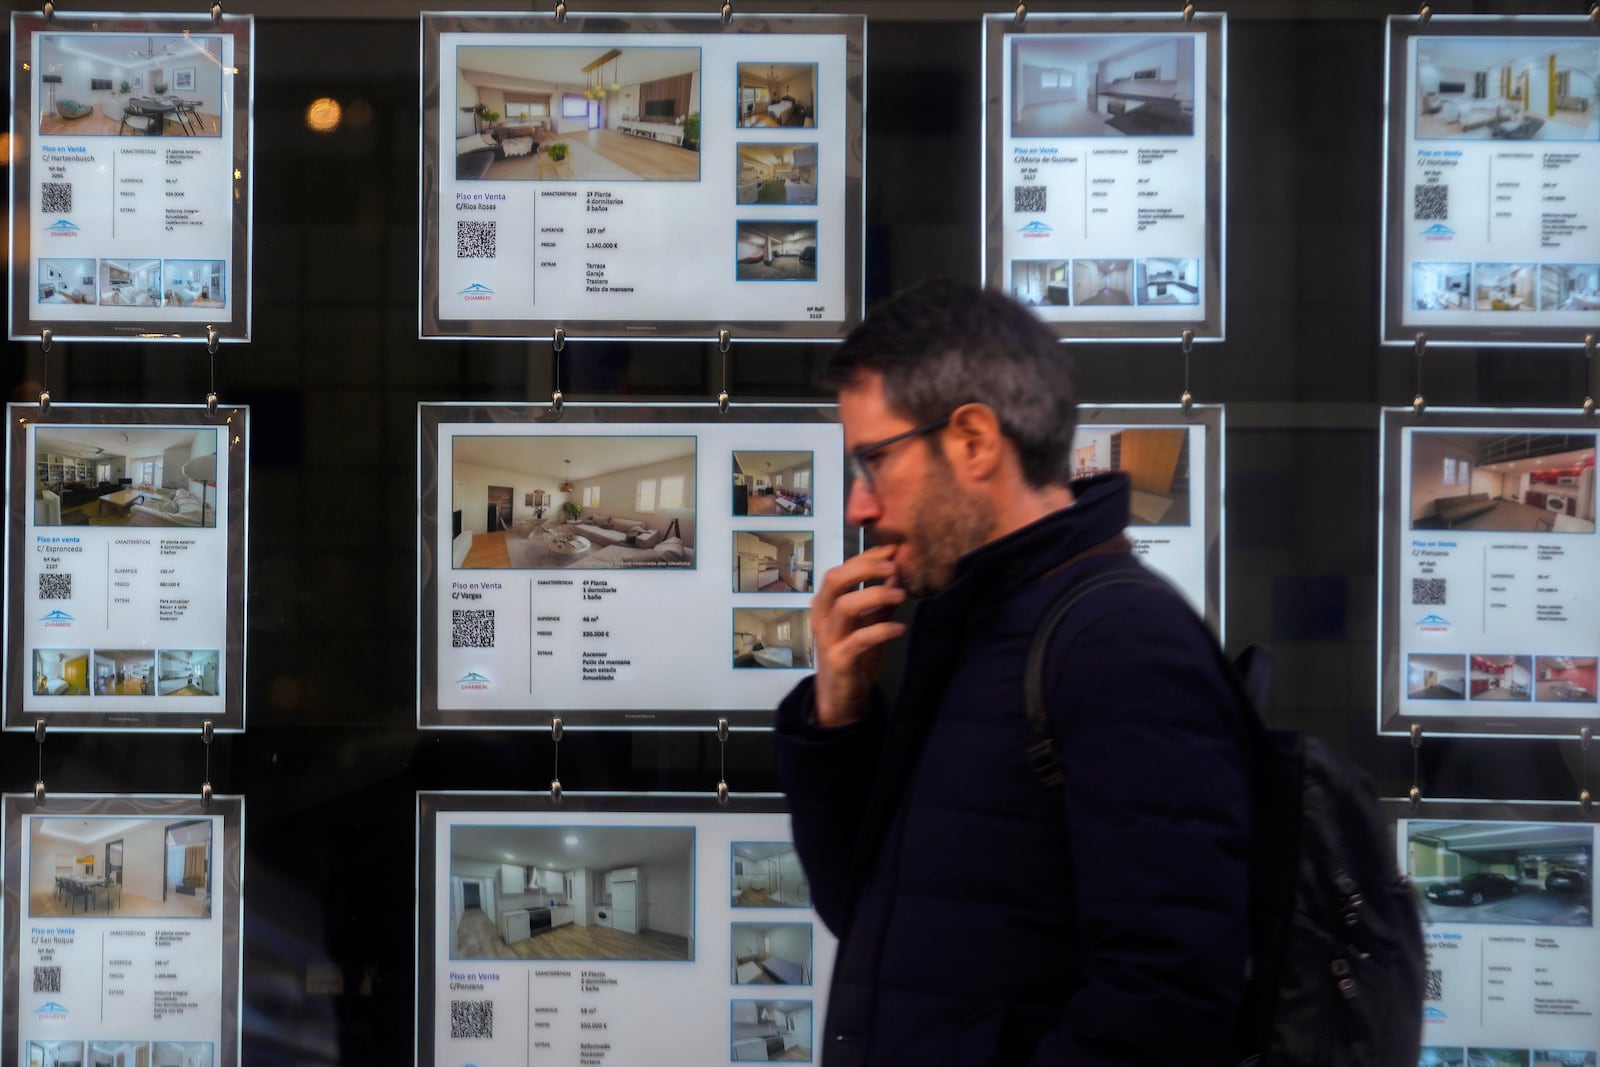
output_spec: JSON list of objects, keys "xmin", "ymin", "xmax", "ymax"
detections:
[{"xmin": 845, "ymin": 415, "xmax": 952, "ymax": 494}]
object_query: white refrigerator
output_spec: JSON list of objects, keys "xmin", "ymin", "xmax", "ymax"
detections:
[{"xmin": 611, "ymin": 876, "xmax": 638, "ymax": 934}]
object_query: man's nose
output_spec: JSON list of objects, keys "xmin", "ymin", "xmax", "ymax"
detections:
[{"xmin": 845, "ymin": 477, "xmax": 879, "ymax": 528}]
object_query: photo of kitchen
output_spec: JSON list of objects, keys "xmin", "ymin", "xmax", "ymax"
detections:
[
  {"xmin": 151, "ymin": 1044, "xmax": 212, "ymax": 1067},
  {"xmin": 731, "ymin": 999, "xmax": 813, "ymax": 1061},
  {"xmin": 155, "ymin": 649, "xmax": 221, "ymax": 696},
  {"xmin": 447, "ymin": 824, "xmax": 694, "ymax": 961},
  {"xmin": 1069, "ymin": 426, "xmax": 1191, "ymax": 525},
  {"xmin": 36, "ymin": 33, "xmax": 225, "ymax": 137},
  {"xmin": 1534, "ymin": 656, "xmax": 1597, "ymax": 703},
  {"xmin": 731, "ymin": 452, "xmax": 812, "ymax": 515},
  {"xmin": 1468, "ymin": 654, "xmax": 1533, "ymax": 701},
  {"xmin": 28, "ymin": 815, "xmax": 214, "ymax": 918},
  {"xmin": 732, "ymin": 531, "xmax": 813, "ymax": 593},
  {"xmin": 731, "ymin": 842, "xmax": 811, "ymax": 908},
  {"xmin": 1011, "ymin": 34, "xmax": 1196, "ymax": 138},
  {"xmin": 1406, "ymin": 820, "xmax": 1592, "ymax": 926},
  {"xmin": 732, "ymin": 922, "xmax": 813, "ymax": 985},
  {"xmin": 1136, "ymin": 258, "xmax": 1200, "ymax": 305},
  {"xmin": 1408, "ymin": 431, "xmax": 1596, "ymax": 533},
  {"xmin": 736, "ymin": 143, "xmax": 818, "ymax": 204},
  {"xmin": 736, "ymin": 222, "xmax": 818, "ymax": 282},
  {"xmin": 733, "ymin": 608, "xmax": 814, "ymax": 670}
]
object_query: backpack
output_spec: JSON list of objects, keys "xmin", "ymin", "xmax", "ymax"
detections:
[{"xmin": 1023, "ymin": 566, "xmax": 1426, "ymax": 1067}]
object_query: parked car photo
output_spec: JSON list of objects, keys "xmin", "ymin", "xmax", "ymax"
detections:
[
  {"xmin": 1425, "ymin": 872, "xmax": 1520, "ymax": 906},
  {"xmin": 1545, "ymin": 869, "xmax": 1588, "ymax": 895}
]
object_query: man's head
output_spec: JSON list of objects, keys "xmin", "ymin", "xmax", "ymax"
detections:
[{"xmin": 830, "ymin": 280, "xmax": 1077, "ymax": 595}]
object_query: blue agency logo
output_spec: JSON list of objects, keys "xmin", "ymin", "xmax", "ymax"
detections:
[
  {"xmin": 456, "ymin": 671, "xmax": 490, "ymax": 691},
  {"xmin": 1419, "ymin": 223, "xmax": 1454, "ymax": 240},
  {"xmin": 45, "ymin": 219, "xmax": 80, "ymax": 236},
  {"xmin": 40, "ymin": 608, "xmax": 74, "ymax": 625},
  {"xmin": 458, "ymin": 282, "xmax": 494, "ymax": 300},
  {"xmin": 1415, "ymin": 613, "xmax": 1449, "ymax": 633},
  {"xmin": 34, "ymin": 1000, "xmax": 68, "ymax": 1020},
  {"xmin": 1017, "ymin": 220, "xmax": 1052, "ymax": 238}
]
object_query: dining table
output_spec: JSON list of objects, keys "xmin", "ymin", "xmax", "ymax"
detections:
[
  {"xmin": 128, "ymin": 96, "xmax": 181, "ymax": 136},
  {"xmin": 65, "ymin": 876, "xmax": 116, "ymax": 913}
]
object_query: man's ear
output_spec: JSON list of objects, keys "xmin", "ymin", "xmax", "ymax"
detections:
[{"xmin": 944, "ymin": 403, "xmax": 1005, "ymax": 481}]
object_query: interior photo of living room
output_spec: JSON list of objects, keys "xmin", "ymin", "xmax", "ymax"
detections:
[
  {"xmin": 1412, "ymin": 261, "xmax": 1472, "ymax": 310},
  {"xmin": 1535, "ymin": 656, "xmax": 1597, "ymax": 703},
  {"xmin": 732, "ymin": 922, "xmax": 813, "ymax": 985},
  {"xmin": 1540, "ymin": 264, "xmax": 1600, "ymax": 310},
  {"xmin": 732, "ymin": 608, "xmax": 814, "ymax": 669},
  {"xmin": 454, "ymin": 45, "xmax": 701, "ymax": 181},
  {"xmin": 737, "ymin": 63, "xmax": 817, "ymax": 128},
  {"xmin": 150, "ymin": 1043, "xmax": 212, "ymax": 1067},
  {"xmin": 163, "ymin": 260, "xmax": 226, "ymax": 308},
  {"xmin": 447, "ymin": 824, "xmax": 694, "ymax": 961},
  {"xmin": 29, "ymin": 815, "xmax": 213, "ymax": 918},
  {"xmin": 1011, "ymin": 259, "xmax": 1071, "ymax": 306},
  {"xmin": 1136, "ymin": 258, "xmax": 1200, "ymax": 305},
  {"xmin": 731, "ymin": 452, "xmax": 813, "ymax": 515},
  {"xmin": 99, "ymin": 259, "xmax": 163, "ymax": 307},
  {"xmin": 37, "ymin": 33, "xmax": 224, "ymax": 137},
  {"xmin": 1011, "ymin": 34, "xmax": 1196, "ymax": 138},
  {"xmin": 92, "ymin": 649, "xmax": 155, "ymax": 696},
  {"xmin": 1070, "ymin": 427, "xmax": 1191, "ymax": 524},
  {"xmin": 33, "ymin": 649, "xmax": 90, "ymax": 697},
  {"xmin": 731, "ymin": 999, "xmax": 813, "ymax": 1062},
  {"xmin": 1414, "ymin": 38, "xmax": 1600, "ymax": 141},
  {"xmin": 732, "ymin": 842, "xmax": 811, "ymax": 908},
  {"xmin": 452, "ymin": 434, "xmax": 696, "ymax": 569},
  {"xmin": 1407, "ymin": 653, "xmax": 1466, "ymax": 700},
  {"xmin": 37, "ymin": 258, "xmax": 97, "ymax": 305},
  {"xmin": 1409, "ymin": 431, "xmax": 1596, "ymax": 533},
  {"xmin": 1474, "ymin": 263, "xmax": 1537, "ymax": 311},
  {"xmin": 736, "ymin": 143, "xmax": 818, "ymax": 204},
  {"xmin": 155, "ymin": 649, "xmax": 221, "ymax": 696},
  {"xmin": 34, "ymin": 425, "xmax": 220, "ymax": 528},
  {"xmin": 1072, "ymin": 259, "xmax": 1134, "ymax": 305},
  {"xmin": 90, "ymin": 1040, "xmax": 153, "ymax": 1067},
  {"xmin": 732, "ymin": 531, "xmax": 813, "ymax": 593},
  {"xmin": 736, "ymin": 222, "xmax": 818, "ymax": 281}
]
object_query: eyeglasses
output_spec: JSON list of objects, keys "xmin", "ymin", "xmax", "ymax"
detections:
[{"xmin": 846, "ymin": 415, "xmax": 951, "ymax": 495}]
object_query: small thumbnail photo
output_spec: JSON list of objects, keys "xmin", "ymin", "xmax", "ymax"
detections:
[
  {"xmin": 1136, "ymin": 259, "xmax": 1200, "ymax": 305},
  {"xmin": 733, "ymin": 609, "xmax": 813, "ymax": 669},
  {"xmin": 732, "ymin": 922, "xmax": 812, "ymax": 985},
  {"xmin": 37, "ymin": 258, "xmax": 96, "ymax": 305},
  {"xmin": 1011, "ymin": 260, "xmax": 1071, "ymax": 306},
  {"xmin": 732, "ymin": 452, "xmax": 812, "ymax": 516},
  {"xmin": 732, "ymin": 842, "xmax": 812, "ymax": 908},
  {"xmin": 1407, "ymin": 653, "xmax": 1465, "ymax": 700},
  {"xmin": 1073, "ymin": 260, "xmax": 1134, "ymax": 305},
  {"xmin": 1411, "ymin": 262, "xmax": 1471, "ymax": 311},
  {"xmin": 1534, "ymin": 656, "xmax": 1596, "ymax": 703},
  {"xmin": 737, "ymin": 63, "xmax": 817, "ymax": 128},
  {"xmin": 733, "ymin": 532, "xmax": 814, "ymax": 593},
  {"xmin": 736, "ymin": 222, "xmax": 817, "ymax": 282}
]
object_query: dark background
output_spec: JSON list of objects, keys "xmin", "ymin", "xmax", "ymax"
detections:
[{"xmin": 5, "ymin": 2, "xmax": 1597, "ymax": 1061}]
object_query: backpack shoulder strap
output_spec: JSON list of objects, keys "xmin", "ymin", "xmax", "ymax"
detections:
[{"xmin": 1024, "ymin": 564, "xmax": 1172, "ymax": 786}]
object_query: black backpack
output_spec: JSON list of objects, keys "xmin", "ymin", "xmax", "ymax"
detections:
[{"xmin": 1024, "ymin": 566, "xmax": 1426, "ymax": 1067}]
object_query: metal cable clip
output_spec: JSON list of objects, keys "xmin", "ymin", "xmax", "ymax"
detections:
[
  {"xmin": 716, "ymin": 718, "xmax": 730, "ymax": 804},
  {"xmin": 35, "ymin": 719, "xmax": 48, "ymax": 803},
  {"xmin": 201, "ymin": 720, "xmax": 215, "ymax": 807},
  {"xmin": 1408, "ymin": 723, "xmax": 1423, "ymax": 807},
  {"xmin": 1412, "ymin": 333, "xmax": 1427, "ymax": 416},
  {"xmin": 1014, "ymin": 3, "xmax": 1027, "ymax": 26},
  {"xmin": 551, "ymin": 717, "xmax": 564, "ymax": 802},
  {"xmin": 722, "ymin": 2, "xmax": 732, "ymax": 24},
  {"xmin": 718, "ymin": 329, "xmax": 732, "ymax": 413},
  {"xmin": 1180, "ymin": 329, "xmax": 1194, "ymax": 412}
]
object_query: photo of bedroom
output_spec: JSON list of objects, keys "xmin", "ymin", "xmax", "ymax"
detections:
[
  {"xmin": 89, "ymin": 1041, "xmax": 153, "ymax": 1067},
  {"xmin": 150, "ymin": 1043, "xmax": 211, "ymax": 1067},
  {"xmin": 733, "ymin": 532, "xmax": 813, "ymax": 593},
  {"xmin": 1011, "ymin": 259, "xmax": 1071, "ymax": 306},
  {"xmin": 99, "ymin": 259, "xmax": 163, "ymax": 307},
  {"xmin": 732, "ymin": 842, "xmax": 811, "ymax": 908},
  {"xmin": 1407, "ymin": 653, "xmax": 1466, "ymax": 700},
  {"xmin": 163, "ymin": 260, "xmax": 225, "ymax": 308},
  {"xmin": 92, "ymin": 649, "xmax": 155, "ymax": 696},
  {"xmin": 733, "ymin": 608, "xmax": 814, "ymax": 669},
  {"xmin": 1535, "ymin": 656, "xmax": 1597, "ymax": 703},
  {"xmin": 731, "ymin": 999, "xmax": 813, "ymax": 1062},
  {"xmin": 1469, "ymin": 655, "xmax": 1533, "ymax": 701},
  {"xmin": 1073, "ymin": 259, "xmax": 1134, "ymax": 305},
  {"xmin": 1412, "ymin": 261, "xmax": 1472, "ymax": 310},
  {"xmin": 454, "ymin": 45, "xmax": 701, "ymax": 181},
  {"xmin": 1011, "ymin": 34, "xmax": 1196, "ymax": 138},
  {"xmin": 737, "ymin": 63, "xmax": 816, "ymax": 128},
  {"xmin": 1475, "ymin": 263, "xmax": 1537, "ymax": 311},
  {"xmin": 1535, "ymin": 1052, "xmax": 1597, "ymax": 1067},
  {"xmin": 36, "ymin": 34, "xmax": 225, "ymax": 137},
  {"xmin": 737, "ymin": 144, "xmax": 818, "ymax": 204},
  {"xmin": 155, "ymin": 650, "xmax": 221, "ymax": 696},
  {"xmin": 732, "ymin": 452, "xmax": 812, "ymax": 515},
  {"xmin": 1414, "ymin": 38, "xmax": 1600, "ymax": 142},
  {"xmin": 1540, "ymin": 264, "xmax": 1600, "ymax": 310},
  {"xmin": 37, "ymin": 258, "xmax": 97, "ymax": 306},
  {"xmin": 452, "ymin": 434, "xmax": 696, "ymax": 569},
  {"xmin": 447, "ymin": 824, "xmax": 694, "ymax": 961},
  {"xmin": 33, "ymin": 649, "xmax": 90, "ymax": 696},
  {"xmin": 1136, "ymin": 258, "xmax": 1200, "ymax": 305},
  {"xmin": 1070, "ymin": 427, "xmax": 1190, "ymax": 525},
  {"xmin": 34, "ymin": 425, "xmax": 220, "ymax": 528},
  {"xmin": 736, "ymin": 222, "xmax": 818, "ymax": 281},
  {"xmin": 28, "ymin": 815, "xmax": 213, "ymax": 918},
  {"xmin": 1408, "ymin": 431, "xmax": 1595, "ymax": 533},
  {"xmin": 28, "ymin": 1043, "xmax": 84, "ymax": 1067},
  {"xmin": 732, "ymin": 922, "xmax": 812, "ymax": 985}
]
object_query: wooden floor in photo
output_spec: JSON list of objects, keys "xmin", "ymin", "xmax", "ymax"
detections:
[{"xmin": 453, "ymin": 907, "xmax": 690, "ymax": 960}]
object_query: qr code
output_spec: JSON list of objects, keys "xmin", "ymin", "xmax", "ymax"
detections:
[
  {"xmin": 1413, "ymin": 184, "xmax": 1448, "ymax": 221},
  {"xmin": 450, "ymin": 999, "xmax": 493, "ymax": 1039},
  {"xmin": 38, "ymin": 573, "xmax": 71, "ymax": 600},
  {"xmin": 33, "ymin": 966, "xmax": 61, "ymax": 994},
  {"xmin": 1412, "ymin": 578, "xmax": 1447, "ymax": 606},
  {"xmin": 41, "ymin": 182, "xmax": 71, "ymax": 214},
  {"xmin": 452, "ymin": 609, "xmax": 495, "ymax": 649},
  {"xmin": 1014, "ymin": 185, "xmax": 1046, "ymax": 213},
  {"xmin": 1424, "ymin": 968, "xmax": 1442, "ymax": 1002},
  {"xmin": 457, "ymin": 220, "xmax": 496, "ymax": 259}
]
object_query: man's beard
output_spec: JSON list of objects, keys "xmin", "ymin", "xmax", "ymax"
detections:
[{"xmin": 892, "ymin": 463, "xmax": 994, "ymax": 597}]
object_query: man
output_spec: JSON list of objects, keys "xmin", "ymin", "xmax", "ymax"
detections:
[{"xmin": 775, "ymin": 280, "xmax": 1254, "ymax": 1066}]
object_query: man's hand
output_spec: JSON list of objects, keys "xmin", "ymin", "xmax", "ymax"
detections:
[{"xmin": 810, "ymin": 544, "xmax": 908, "ymax": 728}]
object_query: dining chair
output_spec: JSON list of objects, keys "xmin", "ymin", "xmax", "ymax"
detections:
[
  {"xmin": 174, "ymin": 98, "xmax": 203, "ymax": 134},
  {"xmin": 119, "ymin": 103, "xmax": 155, "ymax": 136}
]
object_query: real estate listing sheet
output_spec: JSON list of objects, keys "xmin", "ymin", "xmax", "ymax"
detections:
[
  {"xmin": 10, "ymin": 15, "xmax": 253, "ymax": 342},
  {"xmin": 1390, "ymin": 803, "xmax": 1599, "ymax": 1067},
  {"xmin": 4, "ymin": 405, "xmax": 249, "ymax": 732},
  {"xmin": 420, "ymin": 794, "xmax": 835, "ymax": 1067},
  {"xmin": 1073, "ymin": 406, "xmax": 1221, "ymax": 632},
  {"xmin": 1384, "ymin": 18, "xmax": 1600, "ymax": 346},
  {"xmin": 985, "ymin": 14, "xmax": 1224, "ymax": 340},
  {"xmin": 2, "ymin": 795, "xmax": 243, "ymax": 1067},
  {"xmin": 421, "ymin": 14, "xmax": 863, "ymax": 339},
  {"xmin": 418, "ymin": 405, "xmax": 844, "ymax": 728},
  {"xmin": 1379, "ymin": 409, "xmax": 1598, "ymax": 737}
]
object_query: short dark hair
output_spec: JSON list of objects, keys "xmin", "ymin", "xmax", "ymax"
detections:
[{"xmin": 827, "ymin": 279, "xmax": 1076, "ymax": 488}]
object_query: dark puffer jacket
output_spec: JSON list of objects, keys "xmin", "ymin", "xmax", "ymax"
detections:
[{"xmin": 776, "ymin": 472, "xmax": 1253, "ymax": 1066}]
